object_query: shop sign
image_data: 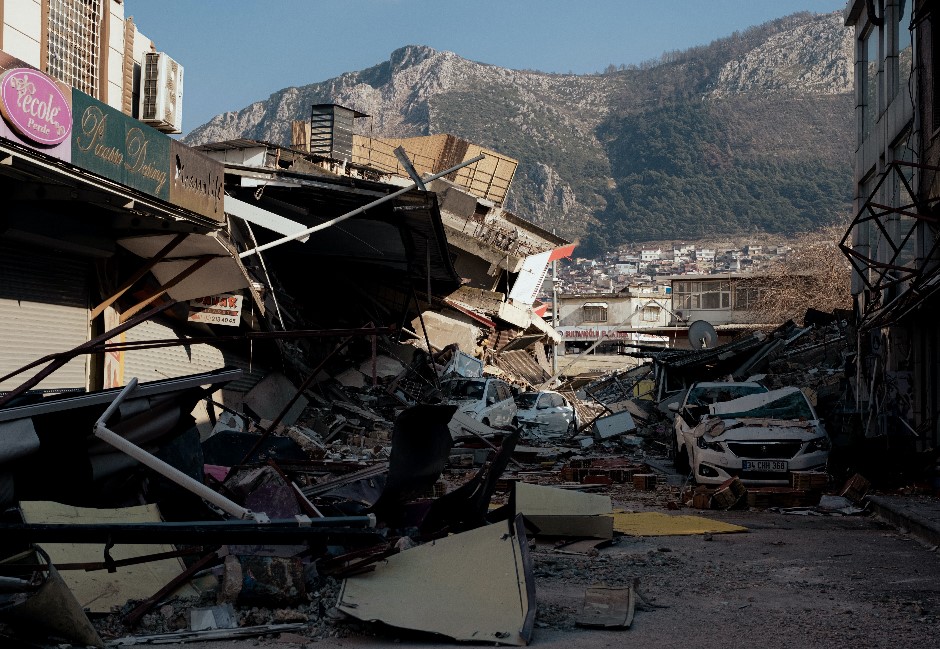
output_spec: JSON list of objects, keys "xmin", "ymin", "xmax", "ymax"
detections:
[
  {"xmin": 188, "ymin": 294, "xmax": 242, "ymax": 327},
  {"xmin": 170, "ymin": 140, "xmax": 225, "ymax": 221},
  {"xmin": 72, "ymin": 90, "xmax": 170, "ymax": 200},
  {"xmin": 0, "ymin": 67, "xmax": 72, "ymax": 146},
  {"xmin": 557, "ymin": 327, "xmax": 669, "ymax": 345},
  {"xmin": 558, "ymin": 327, "xmax": 634, "ymax": 341}
]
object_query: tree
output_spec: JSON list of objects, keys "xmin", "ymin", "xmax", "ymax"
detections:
[{"xmin": 748, "ymin": 227, "xmax": 852, "ymax": 325}]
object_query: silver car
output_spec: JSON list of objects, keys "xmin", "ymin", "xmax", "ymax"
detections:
[
  {"xmin": 441, "ymin": 377, "xmax": 517, "ymax": 428},
  {"xmin": 514, "ymin": 390, "xmax": 579, "ymax": 438}
]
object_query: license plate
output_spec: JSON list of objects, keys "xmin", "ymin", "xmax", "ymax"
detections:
[{"xmin": 742, "ymin": 460, "xmax": 788, "ymax": 472}]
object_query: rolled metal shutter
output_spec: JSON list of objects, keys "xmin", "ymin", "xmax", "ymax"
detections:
[
  {"xmin": 0, "ymin": 244, "xmax": 90, "ymax": 392},
  {"xmin": 123, "ymin": 319, "xmax": 227, "ymax": 384}
]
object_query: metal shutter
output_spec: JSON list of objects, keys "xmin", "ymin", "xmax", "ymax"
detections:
[
  {"xmin": 0, "ymin": 244, "xmax": 90, "ymax": 392},
  {"xmin": 123, "ymin": 319, "xmax": 226, "ymax": 384}
]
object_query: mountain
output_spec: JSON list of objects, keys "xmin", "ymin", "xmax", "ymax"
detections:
[{"xmin": 185, "ymin": 11, "xmax": 854, "ymax": 256}]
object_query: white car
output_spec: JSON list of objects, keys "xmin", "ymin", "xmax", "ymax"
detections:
[
  {"xmin": 677, "ymin": 386, "xmax": 830, "ymax": 486},
  {"xmin": 441, "ymin": 377, "xmax": 517, "ymax": 428},
  {"xmin": 671, "ymin": 381, "xmax": 770, "ymax": 472},
  {"xmin": 514, "ymin": 390, "xmax": 579, "ymax": 438}
]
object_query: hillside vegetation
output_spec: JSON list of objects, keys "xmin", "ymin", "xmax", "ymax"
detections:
[{"xmin": 185, "ymin": 11, "xmax": 854, "ymax": 255}]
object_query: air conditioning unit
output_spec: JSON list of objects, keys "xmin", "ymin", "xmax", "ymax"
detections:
[{"xmin": 138, "ymin": 52, "xmax": 184, "ymax": 134}]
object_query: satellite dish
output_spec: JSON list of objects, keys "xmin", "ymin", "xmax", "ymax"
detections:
[{"xmin": 688, "ymin": 320, "xmax": 718, "ymax": 350}]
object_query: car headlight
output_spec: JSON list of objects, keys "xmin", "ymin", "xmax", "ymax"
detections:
[
  {"xmin": 805, "ymin": 437, "xmax": 831, "ymax": 453},
  {"xmin": 696, "ymin": 437, "xmax": 723, "ymax": 452}
]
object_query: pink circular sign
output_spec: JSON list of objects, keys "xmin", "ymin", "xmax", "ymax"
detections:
[{"xmin": 0, "ymin": 68, "xmax": 72, "ymax": 146}]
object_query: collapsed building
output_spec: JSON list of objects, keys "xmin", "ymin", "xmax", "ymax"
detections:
[{"xmin": 0, "ymin": 12, "xmax": 579, "ymax": 638}]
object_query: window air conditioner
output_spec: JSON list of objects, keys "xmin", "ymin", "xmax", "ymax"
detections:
[{"xmin": 138, "ymin": 52, "xmax": 184, "ymax": 134}]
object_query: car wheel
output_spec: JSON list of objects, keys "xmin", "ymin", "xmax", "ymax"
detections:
[{"xmin": 673, "ymin": 436, "xmax": 690, "ymax": 473}]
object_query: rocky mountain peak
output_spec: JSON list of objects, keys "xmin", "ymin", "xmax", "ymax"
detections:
[{"xmin": 185, "ymin": 11, "xmax": 855, "ymax": 251}]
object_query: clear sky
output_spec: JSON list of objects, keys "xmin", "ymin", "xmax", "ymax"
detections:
[{"xmin": 125, "ymin": 0, "xmax": 848, "ymax": 136}]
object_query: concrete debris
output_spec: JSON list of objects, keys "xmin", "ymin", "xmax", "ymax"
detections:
[{"xmin": 0, "ymin": 253, "xmax": 921, "ymax": 649}]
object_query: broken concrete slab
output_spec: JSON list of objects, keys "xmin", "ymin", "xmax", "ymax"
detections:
[
  {"xmin": 337, "ymin": 515, "xmax": 535, "ymax": 645},
  {"xmin": 243, "ymin": 372, "xmax": 309, "ymax": 427},
  {"xmin": 411, "ymin": 311, "xmax": 481, "ymax": 355}
]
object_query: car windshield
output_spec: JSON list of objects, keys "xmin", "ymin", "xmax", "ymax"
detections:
[
  {"xmin": 515, "ymin": 393, "xmax": 539, "ymax": 408},
  {"xmin": 714, "ymin": 390, "xmax": 814, "ymax": 421},
  {"xmin": 686, "ymin": 384, "xmax": 766, "ymax": 406},
  {"xmin": 443, "ymin": 379, "xmax": 486, "ymax": 400}
]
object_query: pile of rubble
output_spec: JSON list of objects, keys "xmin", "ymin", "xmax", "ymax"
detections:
[{"xmin": 0, "ymin": 311, "xmax": 898, "ymax": 647}]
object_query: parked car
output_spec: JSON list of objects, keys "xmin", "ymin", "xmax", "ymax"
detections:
[
  {"xmin": 440, "ymin": 376, "xmax": 517, "ymax": 428},
  {"xmin": 671, "ymin": 381, "xmax": 770, "ymax": 472},
  {"xmin": 676, "ymin": 386, "xmax": 830, "ymax": 486},
  {"xmin": 514, "ymin": 390, "xmax": 579, "ymax": 438}
]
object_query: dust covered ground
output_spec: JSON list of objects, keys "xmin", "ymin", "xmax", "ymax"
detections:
[{"xmin": 116, "ymin": 487, "xmax": 940, "ymax": 649}]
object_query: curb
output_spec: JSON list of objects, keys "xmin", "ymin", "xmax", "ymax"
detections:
[{"xmin": 866, "ymin": 495, "xmax": 940, "ymax": 548}]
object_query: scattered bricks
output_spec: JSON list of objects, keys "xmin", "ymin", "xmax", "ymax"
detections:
[
  {"xmin": 791, "ymin": 470, "xmax": 829, "ymax": 491},
  {"xmin": 632, "ymin": 474, "xmax": 657, "ymax": 491},
  {"xmin": 692, "ymin": 491, "xmax": 712, "ymax": 510},
  {"xmin": 711, "ymin": 477, "xmax": 747, "ymax": 510},
  {"xmin": 840, "ymin": 473, "xmax": 871, "ymax": 503},
  {"xmin": 584, "ymin": 474, "xmax": 613, "ymax": 486}
]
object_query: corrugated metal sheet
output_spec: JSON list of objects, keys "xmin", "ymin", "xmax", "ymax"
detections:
[
  {"xmin": 0, "ymin": 245, "xmax": 89, "ymax": 392},
  {"xmin": 497, "ymin": 350, "xmax": 550, "ymax": 388}
]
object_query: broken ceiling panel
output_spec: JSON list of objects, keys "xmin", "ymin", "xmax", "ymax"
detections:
[
  {"xmin": 18, "ymin": 501, "xmax": 198, "ymax": 613},
  {"xmin": 337, "ymin": 515, "xmax": 535, "ymax": 645}
]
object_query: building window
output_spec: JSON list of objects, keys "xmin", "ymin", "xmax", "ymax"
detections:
[
  {"xmin": 642, "ymin": 305, "xmax": 659, "ymax": 322},
  {"xmin": 672, "ymin": 280, "xmax": 730, "ymax": 311},
  {"xmin": 861, "ymin": 24, "xmax": 879, "ymax": 139},
  {"xmin": 46, "ymin": 0, "xmax": 102, "ymax": 98},
  {"xmin": 581, "ymin": 303, "xmax": 608, "ymax": 323}
]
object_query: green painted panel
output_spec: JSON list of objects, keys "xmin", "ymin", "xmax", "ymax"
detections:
[{"xmin": 71, "ymin": 91, "xmax": 170, "ymax": 201}]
